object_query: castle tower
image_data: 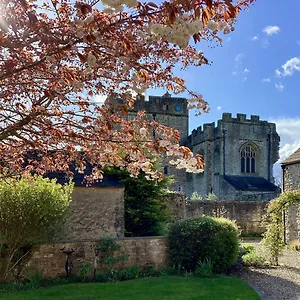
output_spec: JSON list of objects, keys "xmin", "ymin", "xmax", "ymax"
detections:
[
  {"xmin": 186, "ymin": 113, "xmax": 280, "ymax": 200},
  {"xmin": 106, "ymin": 93, "xmax": 189, "ymax": 193}
]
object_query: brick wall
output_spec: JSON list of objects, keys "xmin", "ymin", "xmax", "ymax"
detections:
[{"xmin": 25, "ymin": 237, "xmax": 169, "ymax": 279}]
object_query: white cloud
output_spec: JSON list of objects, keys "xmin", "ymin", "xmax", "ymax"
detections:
[
  {"xmin": 270, "ymin": 117, "xmax": 300, "ymax": 182},
  {"xmin": 275, "ymin": 82, "xmax": 284, "ymax": 92},
  {"xmin": 244, "ymin": 68, "xmax": 250, "ymax": 73},
  {"xmin": 275, "ymin": 69, "xmax": 281, "ymax": 77},
  {"xmin": 263, "ymin": 25, "xmax": 280, "ymax": 36},
  {"xmin": 261, "ymin": 78, "xmax": 271, "ymax": 83},
  {"xmin": 271, "ymin": 117, "xmax": 300, "ymax": 163},
  {"xmin": 252, "ymin": 35, "xmax": 259, "ymax": 41},
  {"xmin": 242, "ymin": 77, "xmax": 247, "ymax": 82},
  {"xmin": 227, "ymin": 37, "xmax": 231, "ymax": 42},
  {"xmin": 232, "ymin": 53, "xmax": 244, "ymax": 76},
  {"xmin": 276, "ymin": 57, "xmax": 300, "ymax": 77},
  {"xmin": 217, "ymin": 106, "xmax": 222, "ymax": 111},
  {"xmin": 235, "ymin": 53, "xmax": 243, "ymax": 62}
]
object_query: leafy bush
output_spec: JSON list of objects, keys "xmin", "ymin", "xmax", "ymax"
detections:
[
  {"xmin": 168, "ymin": 216, "xmax": 240, "ymax": 273},
  {"xmin": 206, "ymin": 193, "xmax": 217, "ymax": 201},
  {"xmin": 239, "ymin": 244, "xmax": 255, "ymax": 256},
  {"xmin": 116, "ymin": 265, "xmax": 140, "ymax": 281},
  {"xmin": 94, "ymin": 272, "xmax": 110, "ymax": 283},
  {"xmin": 95, "ymin": 238, "xmax": 128, "ymax": 276},
  {"xmin": 0, "ymin": 175, "xmax": 73, "ymax": 282},
  {"xmin": 190, "ymin": 192, "xmax": 203, "ymax": 201},
  {"xmin": 77, "ymin": 261, "xmax": 93, "ymax": 280},
  {"xmin": 194, "ymin": 258, "xmax": 213, "ymax": 277},
  {"xmin": 242, "ymin": 252, "xmax": 266, "ymax": 267}
]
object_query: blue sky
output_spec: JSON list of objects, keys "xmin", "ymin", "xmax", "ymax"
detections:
[
  {"xmin": 146, "ymin": 0, "xmax": 300, "ymax": 179},
  {"xmin": 92, "ymin": 0, "xmax": 299, "ymax": 180}
]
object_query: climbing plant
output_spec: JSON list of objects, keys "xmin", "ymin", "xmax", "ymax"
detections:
[{"xmin": 262, "ymin": 191, "xmax": 300, "ymax": 265}]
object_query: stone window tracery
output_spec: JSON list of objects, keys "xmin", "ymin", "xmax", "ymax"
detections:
[{"xmin": 241, "ymin": 145, "xmax": 256, "ymax": 173}]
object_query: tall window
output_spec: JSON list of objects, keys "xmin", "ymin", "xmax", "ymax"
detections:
[{"xmin": 241, "ymin": 145, "xmax": 256, "ymax": 173}]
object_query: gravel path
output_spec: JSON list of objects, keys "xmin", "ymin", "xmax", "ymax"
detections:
[{"xmin": 232, "ymin": 240, "xmax": 300, "ymax": 300}]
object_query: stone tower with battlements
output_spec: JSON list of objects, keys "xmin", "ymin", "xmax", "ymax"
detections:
[
  {"xmin": 107, "ymin": 94, "xmax": 280, "ymax": 200},
  {"xmin": 186, "ymin": 112, "xmax": 280, "ymax": 200},
  {"xmin": 106, "ymin": 92, "xmax": 189, "ymax": 193}
]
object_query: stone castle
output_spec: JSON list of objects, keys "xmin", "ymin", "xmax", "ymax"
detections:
[{"xmin": 108, "ymin": 93, "xmax": 280, "ymax": 201}]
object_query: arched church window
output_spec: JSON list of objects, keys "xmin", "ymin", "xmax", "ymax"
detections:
[{"xmin": 240, "ymin": 145, "xmax": 256, "ymax": 173}]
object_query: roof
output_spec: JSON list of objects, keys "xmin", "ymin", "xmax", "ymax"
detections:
[
  {"xmin": 224, "ymin": 175, "xmax": 279, "ymax": 192},
  {"xmin": 281, "ymin": 148, "xmax": 300, "ymax": 166},
  {"xmin": 46, "ymin": 165, "xmax": 124, "ymax": 188}
]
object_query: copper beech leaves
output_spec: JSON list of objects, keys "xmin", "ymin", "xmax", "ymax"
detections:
[{"xmin": 0, "ymin": 0, "xmax": 255, "ymax": 180}]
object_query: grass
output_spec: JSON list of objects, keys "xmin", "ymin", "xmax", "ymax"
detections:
[{"xmin": 0, "ymin": 276, "xmax": 260, "ymax": 300}]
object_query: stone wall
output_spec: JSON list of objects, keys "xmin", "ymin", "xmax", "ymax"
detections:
[
  {"xmin": 164, "ymin": 193, "xmax": 186, "ymax": 221},
  {"xmin": 55, "ymin": 186, "xmax": 125, "ymax": 241},
  {"xmin": 25, "ymin": 237, "xmax": 169, "ymax": 279},
  {"xmin": 282, "ymin": 163, "xmax": 300, "ymax": 242},
  {"xmin": 186, "ymin": 200, "xmax": 268, "ymax": 234},
  {"xmin": 165, "ymin": 193, "xmax": 268, "ymax": 235}
]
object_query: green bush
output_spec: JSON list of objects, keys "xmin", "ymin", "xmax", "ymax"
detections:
[
  {"xmin": 116, "ymin": 265, "xmax": 140, "ymax": 281},
  {"xmin": 168, "ymin": 216, "xmax": 240, "ymax": 273},
  {"xmin": 0, "ymin": 175, "xmax": 73, "ymax": 282},
  {"xmin": 239, "ymin": 244, "xmax": 255, "ymax": 256},
  {"xmin": 242, "ymin": 252, "xmax": 266, "ymax": 267},
  {"xmin": 194, "ymin": 258, "xmax": 213, "ymax": 277}
]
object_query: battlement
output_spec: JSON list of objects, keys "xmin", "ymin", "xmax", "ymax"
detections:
[
  {"xmin": 221, "ymin": 113, "xmax": 262, "ymax": 123},
  {"xmin": 187, "ymin": 112, "xmax": 277, "ymax": 147},
  {"xmin": 106, "ymin": 93, "xmax": 188, "ymax": 116}
]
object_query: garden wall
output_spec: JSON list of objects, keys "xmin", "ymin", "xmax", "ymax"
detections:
[
  {"xmin": 165, "ymin": 193, "xmax": 268, "ymax": 235},
  {"xmin": 55, "ymin": 186, "xmax": 125, "ymax": 241},
  {"xmin": 25, "ymin": 237, "xmax": 169, "ymax": 279}
]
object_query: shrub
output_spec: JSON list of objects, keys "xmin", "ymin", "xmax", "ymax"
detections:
[
  {"xmin": 239, "ymin": 244, "xmax": 255, "ymax": 255},
  {"xmin": 242, "ymin": 252, "xmax": 266, "ymax": 267},
  {"xmin": 116, "ymin": 265, "xmax": 140, "ymax": 281},
  {"xmin": 206, "ymin": 192, "xmax": 218, "ymax": 201},
  {"xmin": 194, "ymin": 258, "xmax": 213, "ymax": 277},
  {"xmin": 190, "ymin": 192, "xmax": 203, "ymax": 201},
  {"xmin": 0, "ymin": 175, "xmax": 73, "ymax": 282},
  {"xmin": 168, "ymin": 216, "xmax": 240, "ymax": 273}
]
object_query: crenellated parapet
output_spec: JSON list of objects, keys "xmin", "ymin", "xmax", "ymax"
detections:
[
  {"xmin": 106, "ymin": 93, "xmax": 187, "ymax": 116},
  {"xmin": 220, "ymin": 112, "xmax": 264, "ymax": 123},
  {"xmin": 187, "ymin": 113, "xmax": 278, "ymax": 147}
]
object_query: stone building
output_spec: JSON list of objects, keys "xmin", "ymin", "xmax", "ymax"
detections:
[
  {"xmin": 107, "ymin": 93, "xmax": 280, "ymax": 200},
  {"xmin": 281, "ymin": 148, "xmax": 300, "ymax": 242},
  {"xmin": 186, "ymin": 112, "xmax": 280, "ymax": 200}
]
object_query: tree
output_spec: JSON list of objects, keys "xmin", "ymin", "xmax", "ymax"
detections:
[
  {"xmin": 106, "ymin": 167, "xmax": 172, "ymax": 236},
  {"xmin": 0, "ymin": 0, "xmax": 255, "ymax": 180},
  {"xmin": 0, "ymin": 175, "xmax": 73, "ymax": 281}
]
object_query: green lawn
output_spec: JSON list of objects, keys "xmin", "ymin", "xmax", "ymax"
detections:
[{"xmin": 0, "ymin": 276, "xmax": 260, "ymax": 300}]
